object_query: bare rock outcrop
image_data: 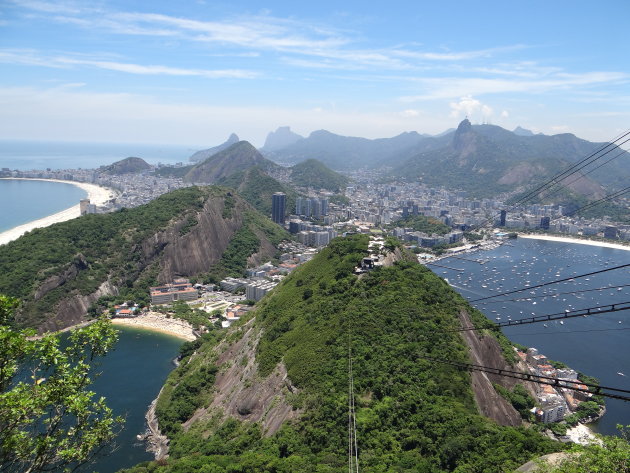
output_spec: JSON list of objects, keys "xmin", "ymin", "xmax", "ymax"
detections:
[
  {"xmin": 156, "ymin": 195, "xmax": 243, "ymax": 283},
  {"xmin": 458, "ymin": 310, "xmax": 523, "ymax": 426},
  {"xmin": 182, "ymin": 319, "xmax": 300, "ymax": 436},
  {"xmin": 39, "ymin": 280, "xmax": 118, "ymax": 333}
]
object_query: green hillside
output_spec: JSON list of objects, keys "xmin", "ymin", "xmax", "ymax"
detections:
[
  {"xmin": 289, "ymin": 158, "xmax": 349, "ymax": 192},
  {"xmin": 100, "ymin": 156, "xmax": 151, "ymax": 174},
  {"xmin": 0, "ymin": 186, "xmax": 287, "ymax": 330},
  {"xmin": 394, "ymin": 215, "xmax": 451, "ymax": 235},
  {"xmin": 185, "ymin": 141, "xmax": 278, "ymax": 184},
  {"xmin": 124, "ymin": 235, "xmax": 559, "ymax": 473},
  {"xmin": 218, "ymin": 166, "xmax": 299, "ymax": 217}
]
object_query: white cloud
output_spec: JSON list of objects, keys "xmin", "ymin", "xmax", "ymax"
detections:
[
  {"xmin": 400, "ymin": 109, "xmax": 419, "ymax": 118},
  {"xmin": 401, "ymin": 71, "xmax": 628, "ymax": 101},
  {"xmin": 501, "ymin": 110, "xmax": 509, "ymax": 118},
  {"xmin": 449, "ymin": 96, "xmax": 493, "ymax": 119},
  {"xmin": 0, "ymin": 86, "xmax": 456, "ymax": 145},
  {"xmin": 0, "ymin": 49, "xmax": 258, "ymax": 78},
  {"xmin": 550, "ymin": 125, "xmax": 570, "ymax": 133}
]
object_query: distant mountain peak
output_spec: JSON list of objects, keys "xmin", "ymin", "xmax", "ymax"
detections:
[
  {"xmin": 456, "ymin": 119, "xmax": 472, "ymax": 133},
  {"xmin": 262, "ymin": 126, "xmax": 303, "ymax": 151},
  {"xmin": 185, "ymin": 140, "xmax": 276, "ymax": 184},
  {"xmin": 513, "ymin": 126, "xmax": 535, "ymax": 137},
  {"xmin": 189, "ymin": 133, "xmax": 240, "ymax": 162},
  {"xmin": 453, "ymin": 119, "xmax": 474, "ymax": 152}
]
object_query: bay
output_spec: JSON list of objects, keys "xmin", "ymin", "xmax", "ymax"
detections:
[
  {"xmin": 436, "ymin": 238, "xmax": 630, "ymax": 436},
  {"xmin": 0, "ymin": 179, "xmax": 87, "ymax": 233},
  {"xmin": 79, "ymin": 326, "xmax": 183, "ymax": 473}
]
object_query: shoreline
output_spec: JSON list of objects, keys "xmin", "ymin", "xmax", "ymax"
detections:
[
  {"xmin": 518, "ymin": 233, "xmax": 630, "ymax": 252},
  {"xmin": 111, "ymin": 312, "xmax": 196, "ymax": 341},
  {"xmin": 0, "ymin": 178, "xmax": 116, "ymax": 246},
  {"xmin": 565, "ymin": 423, "xmax": 599, "ymax": 445}
]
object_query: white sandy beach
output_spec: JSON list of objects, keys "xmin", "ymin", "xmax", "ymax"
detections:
[
  {"xmin": 519, "ymin": 233, "xmax": 630, "ymax": 252},
  {"xmin": 0, "ymin": 178, "xmax": 116, "ymax": 246},
  {"xmin": 565, "ymin": 423, "xmax": 599, "ymax": 445},
  {"xmin": 111, "ymin": 312, "xmax": 196, "ymax": 341}
]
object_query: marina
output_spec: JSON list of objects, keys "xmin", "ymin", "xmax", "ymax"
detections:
[{"xmin": 434, "ymin": 237, "xmax": 630, "ymax": 436}]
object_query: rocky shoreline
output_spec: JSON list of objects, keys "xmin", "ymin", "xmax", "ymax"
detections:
[{"xmin": 141, "ymin": 388, "xmax": 170, "ymax": 460}]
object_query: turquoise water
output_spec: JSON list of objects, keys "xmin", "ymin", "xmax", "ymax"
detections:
[
  {"xmin": 0, "ymin": 179, "xmax": 87, "ymax": 232},
  {"xmin": 79, "ymin": 326, "xmax": 183, "ymax": 473}
]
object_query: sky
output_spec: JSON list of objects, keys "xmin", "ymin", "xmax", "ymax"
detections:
[{"xmin": 0, "ymin": 0, "xmax": 629, "ymax": 147}]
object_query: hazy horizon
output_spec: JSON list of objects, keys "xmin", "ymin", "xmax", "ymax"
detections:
[{"xmin": 1, "ymin": 1, "xmax": 628, "ymax": 146}]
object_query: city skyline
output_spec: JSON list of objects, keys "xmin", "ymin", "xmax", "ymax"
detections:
[{"xmin": 1, "ymin": 0, "xmax": 629, "ymax": 147}]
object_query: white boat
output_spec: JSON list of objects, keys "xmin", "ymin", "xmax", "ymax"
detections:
[
  {"xmin": 559, "ymin": 320, "xmax": 564, "ymax": 325},
  {"xmin": 618, "ymin": 372, "xmax": 626, "ymax": 376}
]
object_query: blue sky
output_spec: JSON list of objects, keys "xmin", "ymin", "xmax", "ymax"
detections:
[{"xmin": 0, "ymin": 0, "xmax": 629, "ymax": 147}]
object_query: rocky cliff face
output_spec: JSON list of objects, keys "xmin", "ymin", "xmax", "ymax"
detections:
[
  {"xmin": 458, "ymin": 311, "xmax": 522, "ymax": 426},
  {"xmin": 148, "ymin": 194, "xmax": 244, "ymax": 283},
  {"xmin": 17, "ymin": 189, "xmax": 282, "ymax": 332}
]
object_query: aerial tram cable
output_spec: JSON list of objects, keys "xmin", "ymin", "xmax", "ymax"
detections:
[
  {"xmin": 469, "ymin": 262, "xmax": 630, "ymax": 303},
  {"xmin": 504, "ymin": 130, "xmax": 630, "ymax": 211},
  {"xmin": 418, "ymin": 356, "xmax": 630, "ymax": 402},
  {"xmin": 347, "ymin": 323, "xmax": 359, "ymax": 472},
  {"xmin": 562, "ymin": 185, "xmax": 630, "ymax": 218},
  {"xmin": 457, "ymin": 301, "xmax": 630, "ymax": 330},
  {"xmin": 537, "ymin": 146, "xmax": 630, "ymax": 203},
  {"xmin": 478, "ymin": 283, "xmax": 630, "ymax": 304},
  {"xmin": 469, "ymin": 129, "xmax": 630, "ymax": 230},
  {"xmin": 508, "ymin": 326, "xmax": 630, "ymax": 336}
]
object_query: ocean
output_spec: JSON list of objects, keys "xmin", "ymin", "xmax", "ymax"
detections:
[
  {"xmin": 437, "ymin": 238, "xmax": 630, "ymax": 436},
  {"xmin": 0, "ymin": 179, "xmax": 87, "ymax": 233},
  {"xmin": 0, "ymin": 139, "xmax": 197, "ymax": 171}
]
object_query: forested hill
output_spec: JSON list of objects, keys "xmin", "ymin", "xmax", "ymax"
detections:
[
  {"xmin": 0, "ymin": 186, "xmax": 287, "ymax": 332},
  {"xmin": 391, "ymin": 119, "xmax": 630, "ymax": 198},
  {"xmin": 184, "ymin": 141, "xmax": 278, "ymax": 184},
  {"xmin": 100, "ymin": 156, "xmax": 151, "ymax": 175},
  {"xmin": 218, "ymin": 166, "xmax": 299, "ymax": 217},
  {"xmin": 124, "ymin": 235, "xmax": 560, "ymax": 473},
  {"xmin": 289, "ymin": 158, "xmax": 349, "ymax": 192}
]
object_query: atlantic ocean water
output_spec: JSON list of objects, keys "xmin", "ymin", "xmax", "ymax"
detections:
[
  {"xmin": 0, "ymin": 179, "xmax": 87, "ymax": 232},
  {"xmin": 0, "ymin": 139, "xmax": 194, "ymax": 170},
  {"xmin": 0, "ymin": 139, "xmax": 194, "ymax": 233},
  {"xmin": 436, "ymin": 238, "xmax": 630, "ymax": 436}
]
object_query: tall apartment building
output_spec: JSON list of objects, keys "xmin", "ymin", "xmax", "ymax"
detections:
[{"xmin": 272, "ymin": 192, "xmax": 286, "ymax": 224}]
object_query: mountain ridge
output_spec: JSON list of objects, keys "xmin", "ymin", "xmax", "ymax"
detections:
[
  {"xmin": 189, "ymin": 133, "xmax": 240, "ymax": 163},
  {"xmin": 0, "ymin": 186, "xmax": 287, "ymax": 331}
]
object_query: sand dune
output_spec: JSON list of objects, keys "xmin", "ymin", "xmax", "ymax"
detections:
[{"xmin": 0, "ymin": 178, "xmax": 116, "ymax": 246}]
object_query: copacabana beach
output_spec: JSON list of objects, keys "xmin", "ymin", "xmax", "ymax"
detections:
[
  {"xmin": 111, "ymin": 312, "xmax": 197, "ymax": 341},
  {"xmin": 0, "ymin": 178, "xmax": 116, "ymax": 246}
]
